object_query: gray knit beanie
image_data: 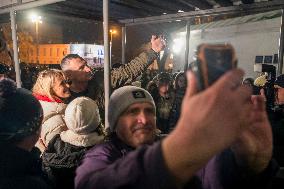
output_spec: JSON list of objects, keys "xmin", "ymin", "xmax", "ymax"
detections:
[{"xmin": 108, "ymin": 86, "xmax": 156, "ymax": 132}]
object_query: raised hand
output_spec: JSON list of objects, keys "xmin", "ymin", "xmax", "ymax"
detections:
[
  {"xmin": 231, "ymin": 95, "xmax": 273, "ymax": 174},
  {"xmin": 162, "ymin": 69, "xmax": 253, "ymax": 183},
  {"xmin": 150, "ymin": 35, "xmax": 166, "ymax": 53}
]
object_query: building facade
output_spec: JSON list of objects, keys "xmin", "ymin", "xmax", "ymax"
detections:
[{"xmin": 24, "ymin": 43, "xmax": 104, "ymax": 66}]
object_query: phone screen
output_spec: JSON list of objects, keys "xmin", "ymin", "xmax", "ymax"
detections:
[
  {"xmin": 189, "ymin": 44, "xmax": 237, "ymax": 91},
  {"xmin": 205, "ymin": 48, "xmax": 234, "ymax": 86}
]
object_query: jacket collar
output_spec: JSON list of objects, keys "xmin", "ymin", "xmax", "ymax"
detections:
[{"xmin": 33, "ymin": 93, "xmax": 63, "ymax": 103}]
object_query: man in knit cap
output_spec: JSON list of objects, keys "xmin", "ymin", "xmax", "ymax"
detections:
[
  {"xmin": 76, "ymin": 69, "xmax": 277, "ymax": 189},
  {"xmin": 0, "ymin": 79, "xmax": 50, "ymax": 189}
]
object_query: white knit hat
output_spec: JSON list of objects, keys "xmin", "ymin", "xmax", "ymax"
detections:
[
  {"xmin": 108, "ymin": 86, "xmax": 156, "ymax": 132},
  {"xmin": 62, "ymin": 97, "xmax": 103, "ymax": 147},
  {"xmin": 65, "ymin": 97, "xmax": 101, "ymax": 134}
]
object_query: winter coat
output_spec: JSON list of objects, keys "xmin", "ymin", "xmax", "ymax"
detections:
[
  {"xmin": 42, "ymin": 135, "xmax": 92, "ymax": 189},
  {"xmin": 35, "ymin": 97, "xmax": 67, "ymax": 151},
  {"xmin": 0, "ymin": 143, "xmax": 51, "ymax": 189},
  {"xmin": 68, "ymin": 50, "xmax": 158, "ymax": 121},
  {"xmin": 75, "ymin": 135, "xmax": 278, "ymax": 189}
]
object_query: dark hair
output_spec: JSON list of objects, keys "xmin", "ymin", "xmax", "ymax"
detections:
[
  {"xmin": 60, "ymin": 54, "xmax": 84, "ymax": 70},
  {"xmin": 0, "ymin": 79, "xmax": 43, "ymax": 143},
  {"xmin": 154, "ymin": 72, "xmax": 172, "ymax": 86},
  {"xmin": 0, "ymin": 62, "xmax": 10, "ymax": 74},
  {"xmin": 174, "ymin": 72, "xmax": 186, "ymax": 90},
  {"xmin": 242, "ymin": 77, "xmax": 254, "ymax": 87},
  {"xmin": 275, "ymin": 74, "xmax": 284, "ymax": 88}
]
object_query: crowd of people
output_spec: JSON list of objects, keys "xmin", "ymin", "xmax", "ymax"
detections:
[{"xmin": 0, "ymin": 35, "xmax": 284, "ymax": 189}]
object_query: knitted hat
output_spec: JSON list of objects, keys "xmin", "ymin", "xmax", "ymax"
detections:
[
  {"xmin": 64, "ymin": 97, "xmax": 101, "ymax": 135},
  {"xmin": 0, "ymin": 79, "xmax": 43, "ymax": 142},
  {"xmin": 61, "ymin": 97, "xmax": 103, "ymax": 147},
  {"xmin": 108, "ymin": 86, "xmax": 156, "ymax": 132},
  {"xmin": 275, "ymin": 74, "xmax": 284, "ymax": 88}
]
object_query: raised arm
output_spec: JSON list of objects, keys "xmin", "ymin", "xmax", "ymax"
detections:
[{"xmin": 110, "ymin": 35, "xmax": 165, "ymax": 89}]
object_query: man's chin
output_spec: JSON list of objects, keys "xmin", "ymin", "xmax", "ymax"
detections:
[{"xmin": 133, "ymin": 130, "xmax": 155, "ymax": 144}]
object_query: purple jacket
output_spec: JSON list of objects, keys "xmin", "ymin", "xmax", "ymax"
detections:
[{"xmin": 75, "ymin": 135, "xmax": 278, "ymax": 189}]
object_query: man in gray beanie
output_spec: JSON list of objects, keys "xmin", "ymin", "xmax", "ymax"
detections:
[
  {"xmin": 76, "ymin": 70, "xmax": 277, "ymax": 189},
  {"xmin": 108, "ymin": 85, "xmax": 157, "ymax": 147}
]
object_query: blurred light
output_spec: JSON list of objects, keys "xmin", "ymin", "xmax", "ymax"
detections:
[
  {"xmin": 160, "ymin": 50, "xmax": 164, "ymax": 60},
  {"xmin": 175, "ymin": 19, "xmax": 181, "ymax": 22},
  {"xmin": 110, "ymin": 29, "xmax": 117, "ymax": 34},
  {"xmin": 30, "ymin": 13, "xmax": 42, "ymax": 23},
  {"xmin": 178, "ymin": 10, "xmax": 184, "ymax": 13},
  {"xmin": 163, "ymin": 12, "xmax": 167, "ymax": 15},
  {"xmin": 172, "ymin": 38, "xmax": 183, "ymax": 54}
]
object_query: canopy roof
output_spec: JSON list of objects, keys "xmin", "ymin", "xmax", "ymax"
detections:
[{"xmin": 1, "ymin": 0, "xmax": 284, "ymax": 25}]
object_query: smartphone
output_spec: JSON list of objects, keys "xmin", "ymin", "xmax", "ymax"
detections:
[{"xmin": 189, "ymin": 44, "xmax": 237, "ymax": 91}]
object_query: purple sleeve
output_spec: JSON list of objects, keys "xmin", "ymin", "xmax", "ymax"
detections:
[
  {"xmin": 75, "ymin": 142, "xmax": 177, "ymax": 189},
  {"xmin": 195, "ymin": 149, "xmax": 279, "ymax": 189}
]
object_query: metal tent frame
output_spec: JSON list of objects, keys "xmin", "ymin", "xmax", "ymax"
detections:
[
  {"xmin": 2, "ymin": 0, "xmax": 284, "ymax": 127},
  {"xmin": 119, "ymin": 0, "xmax": 284, "ymax": 75}
]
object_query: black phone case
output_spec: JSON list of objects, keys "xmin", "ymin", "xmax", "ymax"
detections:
[{"xmin": 189, "ymin": 44, "xmax": 237, "ymax": 91}]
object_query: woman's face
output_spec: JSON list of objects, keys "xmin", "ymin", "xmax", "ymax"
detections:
[{"xmin": 52, "ymin": 76, "xmax": 71, "ymax": 99}]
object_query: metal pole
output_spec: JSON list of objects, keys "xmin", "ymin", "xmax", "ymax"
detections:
[
  {"xmin": 184, "ymin": 20, "xmax": 191, "ymax": 72},
  {"xmin": 36, "ymin": 21, "xmax": 39, "ymax": 64},
  {"xmin": 0, "ymin": 0, "xmax": 65, "ymax": 14},
  {"xmin": 278, "ymin": 9, "xmax": 284, "ymax": 75},
  {"xmin": 10, "ymin": 10, "xmax": 21, "ymax": 88},
  {"xmin": 103, "ymin": 0, "xmax": 110, "ymax": 129},
  {"xmin": 110, "ymin": 32, "xmax": 112, "ymax": 68},
  {"xmin": 121, "ymin": 26, "xmax": 126, "ymax": 64}
]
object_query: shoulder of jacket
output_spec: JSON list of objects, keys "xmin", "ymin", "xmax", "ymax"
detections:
[
  {"xmin": 39, "ymin": 101, "xmax": 66, "ymax": 114},
  {"xmin": 85, "ymin": 141, "xmax": 115, "ymax": 157}
]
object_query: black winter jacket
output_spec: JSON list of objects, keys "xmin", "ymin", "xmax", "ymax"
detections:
[
  {"xmin": 0, "ymin": 143, "xmax": 51, "ymax": 189},
  {"xmin": 42, "ymin": 135, "xmax": 91, "ymax": 189}
]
